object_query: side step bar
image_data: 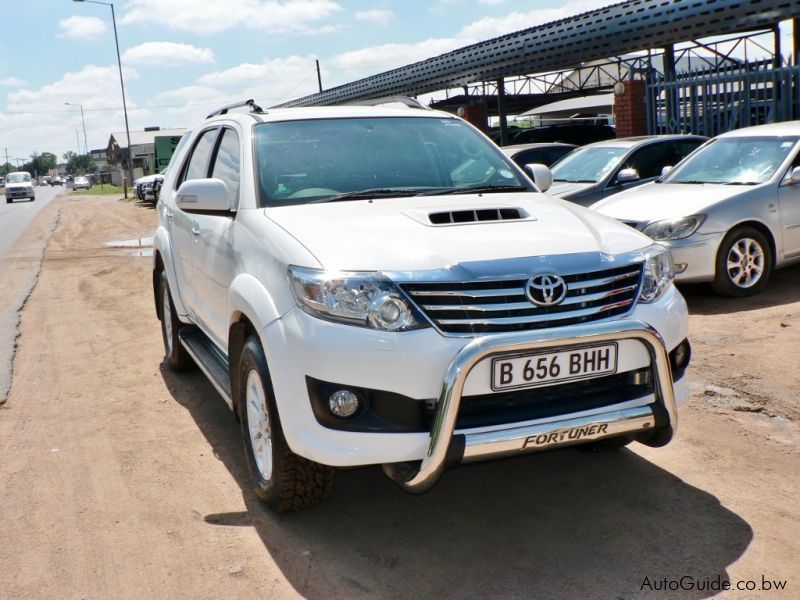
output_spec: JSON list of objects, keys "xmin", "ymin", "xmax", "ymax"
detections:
[{"xmin": 178, "ymin": 327, "xmax": 233, "ymax": 409}]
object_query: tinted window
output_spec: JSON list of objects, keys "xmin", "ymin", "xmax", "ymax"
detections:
[
  {"xmin": 211, "ymin": 128, "xmax": 240, "ymax": 207},
  {"xmin": 621, "ymin": 142, "xmax": 673, "ymax": 180},
  {"xmin": 181, "ymin": 129, "xmax": 218, "ymax": 184}
]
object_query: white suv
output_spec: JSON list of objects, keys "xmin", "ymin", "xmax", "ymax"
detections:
[
  {"xmin": 5, "ymin": 171, "xmax": 35, "ymax": 202},
  {"xmin": 153, "ymin": 99, "xmax": 691, "ymax": 512}
]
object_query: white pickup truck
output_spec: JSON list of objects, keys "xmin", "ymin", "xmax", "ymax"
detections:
[{"xmin": 153, "ymin": 99, "xmax": 690, "ymax": 513}]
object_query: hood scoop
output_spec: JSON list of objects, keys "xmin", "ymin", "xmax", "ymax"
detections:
[{"xmin": 427, "ymin": 207, "xmax": 528, "ymax": 225}]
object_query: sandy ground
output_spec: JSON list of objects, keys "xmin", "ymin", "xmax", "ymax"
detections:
[{"xmin": 0, "ymin": 195, "xmax": 798, "ymax": 599}]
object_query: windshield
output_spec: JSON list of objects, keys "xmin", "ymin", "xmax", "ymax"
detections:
[
  {"xmin": 6, "ymin": 172, "xmax": 31, "ymax": 184},
  {"xmin": 254, "ymin": 117, "xmax": 530, "ymax": 206},
  {"xmin": 664, "ymin": 136, "xmax": 799, "ymax": 185},
  {"xmin": 550, "ymin": 146, "xmax": 628, "ymax": 183}
]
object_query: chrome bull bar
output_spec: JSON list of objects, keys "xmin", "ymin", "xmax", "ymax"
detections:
[{"xmin": 383, "ymin": 320, "xmax": 677, "ymax": 493}]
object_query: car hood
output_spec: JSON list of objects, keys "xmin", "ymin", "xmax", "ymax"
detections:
[
  {"xmin": 591, "ymin": 182, "xmax": 750, "ymax": 221},
  {"xmin": 134, "ymin": 174, "xmax": 159, "ymax": 185},
  {"xmin": 545, "ymin": 181, "xmax": 595, "ymax": 198},
  {"xmin": 265, "ymin": 193, "xmax": 651, "ymax": 271}
]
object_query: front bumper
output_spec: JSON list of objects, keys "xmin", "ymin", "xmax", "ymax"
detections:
[
  {"xmin": 661, "ymin": 231, "xmax": 725, "ymax": 283},
  {"xmin": 262, "ymin": 285, "xmax": 688, "ymax": 478}
]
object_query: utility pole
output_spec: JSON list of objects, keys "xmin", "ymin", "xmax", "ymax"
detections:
[{"xmin": 316, "ymin": 59, "xmax": 323, "ymax": 93}]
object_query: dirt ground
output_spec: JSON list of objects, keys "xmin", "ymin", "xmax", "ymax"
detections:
[{"xmin": 0, "ymin": 195, "xmax": 798, "ymax": 599}]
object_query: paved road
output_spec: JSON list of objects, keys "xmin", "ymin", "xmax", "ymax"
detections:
[
  {"xmin": 0, "ymin": 185, "xmax": 61, "ymax": 256},
  {"xmin": 0, "ymin": 184, "xmax": 62, "ymax": 403}
]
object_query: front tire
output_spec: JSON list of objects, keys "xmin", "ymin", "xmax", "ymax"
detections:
[
  {"xmin": 711, "ymin": 226, "xmax": 772, "ymax": 297},
  {"xmin": 158, "ymin": 270, "xmax": 194, "ymax": 370},
  {"xmin": 236, "ymin": 336, "xmax": 335, "ymax": 513}
]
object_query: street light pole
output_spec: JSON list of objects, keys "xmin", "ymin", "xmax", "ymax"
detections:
[
  {"xmin": 65, "ymin": 102, "xmax": 88, "ymax": 155},
  {"xmin": 73, "ymin": 0, "xmax": 133, "ymax": 189}
]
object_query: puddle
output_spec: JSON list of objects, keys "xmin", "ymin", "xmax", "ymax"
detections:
[
  {"xmin": 105, "ymin": 236, "xmax": 154, "ymax": 249},
  {"xmin": 127, "ymin": 249, "xmax": 154, "ymax": 257}
]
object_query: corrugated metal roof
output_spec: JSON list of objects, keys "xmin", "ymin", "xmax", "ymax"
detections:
[{"xmin": 109, "ymin": 128, "xmax": 186, "ymax": 148}]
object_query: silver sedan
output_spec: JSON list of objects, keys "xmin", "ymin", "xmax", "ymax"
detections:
[{"xmin": 592, "ymin": 121, "xmax": 800, "ymax": 296}]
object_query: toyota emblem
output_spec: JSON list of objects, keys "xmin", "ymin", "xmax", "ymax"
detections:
[{"xmin": 526, "ymin": 273, "xmax": 567, "ymax": 306}]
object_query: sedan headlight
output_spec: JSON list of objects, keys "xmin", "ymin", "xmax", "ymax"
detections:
[
  {"xmin": 288, "ymin": 266, "xmax": 427, "ymax": 331},
  {"xmin": 642, "ymin": 215, "xmax": 705, "ymax": 241},
  {"xmin": 639, "ymin": 244, "xmax": 674, "ymax": 303}
]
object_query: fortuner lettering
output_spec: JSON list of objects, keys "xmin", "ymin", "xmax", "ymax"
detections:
[{"xmin": 522, "ymin": 424, "xmax": 610, "ymax": 449}]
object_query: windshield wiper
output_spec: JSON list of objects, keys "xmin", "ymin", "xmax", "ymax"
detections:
[
  {"xmin": 671, "ymin": 180, "xmax": 708, "ymax": 184},
  {"xmin": 309, "ymin": 188, "xmax": 422, "ymax": 203},
  {"xmin": 723, "ymin": 181, "xmax": 759, "ymax": 186},
  {"xmin": 430, "ymin": 184, "xmax": 529, "ymax": 196}
]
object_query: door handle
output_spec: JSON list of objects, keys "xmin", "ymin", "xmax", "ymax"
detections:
[{"xmin": 191, "ymin": 226, "xmax": 201, "ymax": 236}]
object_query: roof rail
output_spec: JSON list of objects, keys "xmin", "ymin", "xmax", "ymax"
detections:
[
  {"xmin": 206, "ymin": 99, "xmax": 264, "ymax": 119},
  {"xmin": 347, "ymin": 96, "xmax": 432, "ymax": 110}
]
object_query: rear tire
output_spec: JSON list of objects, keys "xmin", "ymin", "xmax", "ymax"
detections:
[
  {"xmin": 236, "ymin": 336, "xmax": 335, "ymax": 513},
  {"xmin": 711, "ymin": 226, "xmax": 772, "ymax": 297},
  {"xmin": 158, "ymin": 270, "xmax": 194, "ymax": 370}
]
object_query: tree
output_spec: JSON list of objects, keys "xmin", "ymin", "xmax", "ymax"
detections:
[
  {"xmin": 63, "ymin": 151, "xmax": 94, "ymax": 175},
  {"xmin": 22, "ymin": 152, "xmax": 58, "ymax": 177}
]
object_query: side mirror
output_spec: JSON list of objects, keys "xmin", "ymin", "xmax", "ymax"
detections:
[
  {"xmin": 524, "ymin": 163, "xmax": 553, "ymax": 193},
  {"xmin": 176, "ymin": 178, "xmax": 230, "ymax": 212},
  {"xmin": 616, "ymin": 168, "xmax": 640, "ymax": 183},
  {"xmin": 791, "ymin": 167, "xmax": 800, "ymax": 184},
  {"xmin": 661, "ymin": 165, "xmax": 673, "ymax": 177}
]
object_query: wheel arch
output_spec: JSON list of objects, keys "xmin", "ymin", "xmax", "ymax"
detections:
[
  {"xmin": 722, "ymin": 219, "xmax": 776, "ymax": 269},
  {"xmin": 152, "ymin": 226, "xmax": 189, "ymax": 317}
]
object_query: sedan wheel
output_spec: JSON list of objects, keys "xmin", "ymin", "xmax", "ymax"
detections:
[{"xmin": 712, "ymin": 227, "xmax": 772, "ymax": 297}]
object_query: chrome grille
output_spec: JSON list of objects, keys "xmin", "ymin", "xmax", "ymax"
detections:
[{"xmin": 401, "ymin": 263, "xmax": 643, "ymax": 334}]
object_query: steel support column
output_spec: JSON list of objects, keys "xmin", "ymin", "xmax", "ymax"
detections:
[{"xmin": 497, "ymin": 78, "xmax": 508, "ymax": 146}]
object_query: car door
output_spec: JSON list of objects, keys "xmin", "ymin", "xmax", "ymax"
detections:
[
  {"xmin": 190, "ymin": 126, "xmax": 241, "ymax": 347},
  {"xmin": 603, "ymin": 140, "xmax": 681, "ymax": 198},
  {"xmin": 777, "ymin": 151, "xmax": 800, "ymax": 261},
  {"xmin": 169, "ymin": 127, "xmax": 219, "ymax": 316}
]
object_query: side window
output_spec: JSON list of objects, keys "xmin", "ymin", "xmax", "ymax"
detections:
[
  {"xmin": 178, "ymin": 128, "xmax": 219, "ymax": 187},
  {"xmin": 210, "ymin": 128, "xmax": 240, "ymax": 207},
  {"xmin": 621, "ymin": 143, "xmax": 672, "ymax": 181},
  {"xmin": 671, "ymin": 140, "xmax": 704, "ymax": 165}
]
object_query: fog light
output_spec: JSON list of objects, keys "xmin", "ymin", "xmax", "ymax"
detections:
[
  {"xmin": 671, "ymin": 339, "xmax": 691, "ymax": 371},
  {"xmin": 328, "ymin": 389, "xmax": 361, "ymax": 418},
  {"xmin": 674, "ymin": 263, "xmax": 688, "ymax": 274}
]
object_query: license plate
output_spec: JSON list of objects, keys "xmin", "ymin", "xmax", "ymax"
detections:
[{"xmin": 491, "ymin": 343, "xmax": 618, "ymax": 391}]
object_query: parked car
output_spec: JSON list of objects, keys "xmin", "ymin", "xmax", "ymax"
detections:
[
  {"xmin": 153, "ymin": 99, "xmax": 689, "ymax": 512},
  {"xmin": 510, "ymin": 123, "xmax": 616, "ymax": 146},
  {"xmin": 5, "ymin": 171, "xmax": 35, "ymax": 202},
  {"xmin": 545, "ymin": 135, "xmax": 707, "ymax": 206},
  {"xmin": 73, "ymin": 176, "xmax": 92, "ymax": 190},
  {"xmin": 135, "ymin": 169, "xmax": 168, "ymax": 203},
  {"xmin": 501, "ymin": 142, "xmax": 577, "ymax": 168},
  {"xmin": 50, "ymin": 176, "xmax": 63, "ymax": 186},
  {"xmin": 592, "ymin": 122, "xmax": 800, "ymax": 296}
]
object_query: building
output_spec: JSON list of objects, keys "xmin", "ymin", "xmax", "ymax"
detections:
[{"xmin": 106, "ymin": 127, "xmax": 186, "ymax": 185}]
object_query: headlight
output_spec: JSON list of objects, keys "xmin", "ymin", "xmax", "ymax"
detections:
[
  {"xmin": 642, "ymin": 215, "xmax": 705, "ymax": 241},
  {"xmin": 288, "ymin": 266, "xmax": 427, "ymax": 331},
  {"xmin": 639, "ymin": 244, "xmax": 674, "ymax": 303}
]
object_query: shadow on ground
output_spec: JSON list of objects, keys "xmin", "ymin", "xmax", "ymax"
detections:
[
  {"xmin": 680, "ymin": 262, "xmax": 800, "ymax": 315},
  {"xmin": 161, "ymin": 365, "xmax": 753, "ymax": 599}
]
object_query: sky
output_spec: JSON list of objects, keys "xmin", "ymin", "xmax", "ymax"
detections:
[{"xmin": 0, "ymin": 0, "xmax": 793, "ymax": 163}]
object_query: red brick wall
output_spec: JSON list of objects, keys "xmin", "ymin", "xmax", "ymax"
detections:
[
  {"xmin": 459, "ymin": 103, "xmax": 488, "ymax": 132},
  {"xmin": 613, "ymin": 80, "xmax": 647, "ymax": 138}
]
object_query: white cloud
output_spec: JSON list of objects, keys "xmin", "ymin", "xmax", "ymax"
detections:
[
  {"xmin": 0, "ymin": 77, "xmax": 25, "ymax": 87},
  {"xmin": 355, "ymin": 9, "xmax": 394, "ymax": 25},
  {"xmin": 1, "ymin": 65, "xmax": 146, "ymax": 159},
  {"xmin": 57, "ymin": 16, "xmax": 108, "ymax": 40},
  {"xmin": 329, "ymin": 38, "xmax": 470, "ymax": 75},
  {"xmin": 120, "ymin": 0, "xmax": 342, "ymax": 34},
  {"xmin": 459, "ymin": 0, "xmax": 610, "ymax": 39},
  {"xmin": 123, "ymin": 42, "xmax": 215, "ymax": 67},
  {"xmin": 478, "ymin": 0, "xmax": 507, "ymax": 5}
]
